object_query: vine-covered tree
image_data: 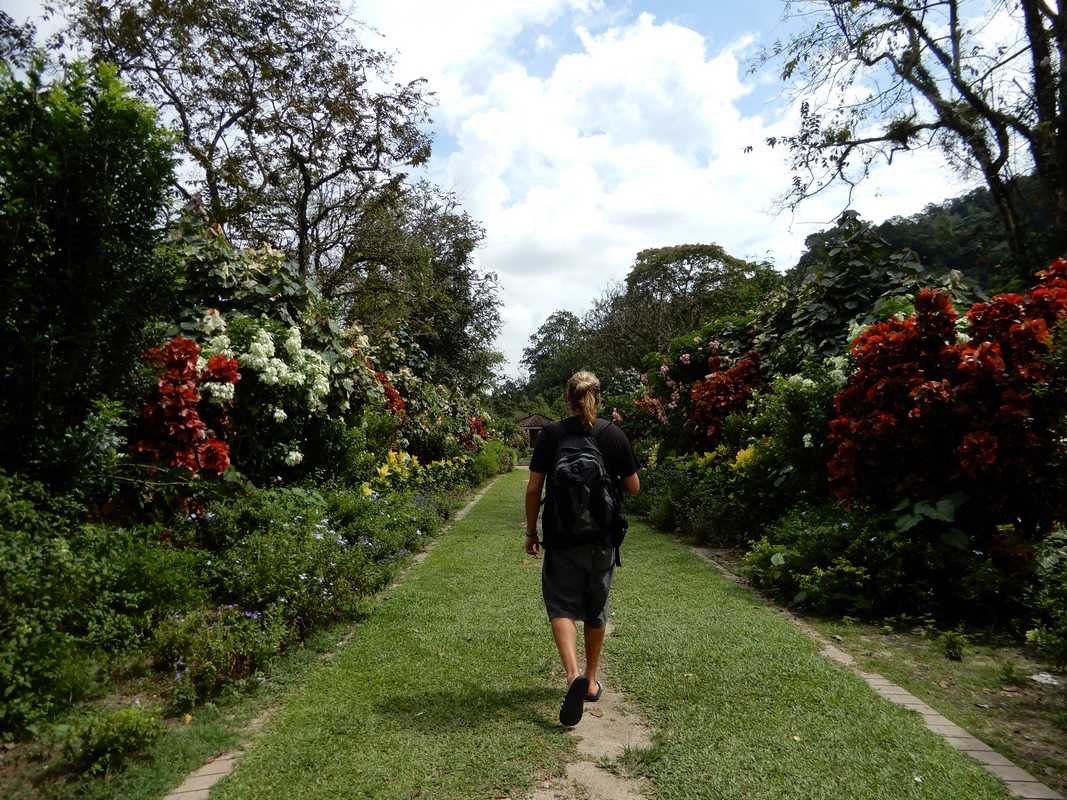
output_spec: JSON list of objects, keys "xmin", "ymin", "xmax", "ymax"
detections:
[
  {"xmin": 60, "ymin": 0, "xmax": 433, "ymax": 279},
  {"xmin": 757, "ymin": 0, "xmax": 1067, "ymax": 273},
  {"xmin": 756, "ymin": 211, "xmax": 979, "ymax": 374}
]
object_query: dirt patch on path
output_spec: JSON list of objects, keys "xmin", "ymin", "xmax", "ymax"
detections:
[{"xmin": 521, "ymin": 657, "xmax": 656, "ymax": 800}]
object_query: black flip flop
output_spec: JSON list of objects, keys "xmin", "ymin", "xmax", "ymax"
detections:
[
  {"xmin": 585, "ymin": 681, "xmax": 603, "ymax": 702},
  {"xmin": 559, "ymin": 675, "xmax": 590, "ymax": 726}
]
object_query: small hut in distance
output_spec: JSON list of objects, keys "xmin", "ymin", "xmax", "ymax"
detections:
[{"xmin": 515, "ymin": 413, "xmax": 553, "ymax": 458}]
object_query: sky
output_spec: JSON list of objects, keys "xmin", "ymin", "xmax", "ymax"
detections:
[{"xmin": 3, "ymin": 0, "xmax": 982, "ymax": 379}]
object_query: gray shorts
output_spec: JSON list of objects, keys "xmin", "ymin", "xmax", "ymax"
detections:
[{"xmin": 542, "ymin": 542, "xmax": 615, "ymax": 627}]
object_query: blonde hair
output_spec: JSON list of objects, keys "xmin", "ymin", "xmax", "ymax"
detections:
[{"xmin": 567, "ymin": 371, "xmax": 601, "ymax": 430}]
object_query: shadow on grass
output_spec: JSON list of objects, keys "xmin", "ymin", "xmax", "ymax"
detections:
[{"xmin": 375, "ymin": 686, "xmax": 563, "ymax": 734}]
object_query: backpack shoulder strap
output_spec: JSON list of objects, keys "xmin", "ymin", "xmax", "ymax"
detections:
[{"xmin": 590, "ymin": 418, "xmax": 609, "ymax": 441}]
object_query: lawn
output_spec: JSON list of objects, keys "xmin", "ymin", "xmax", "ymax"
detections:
[{"xmin": 209, "ymin": 470, "xmax": 1014, "ymax": 800}]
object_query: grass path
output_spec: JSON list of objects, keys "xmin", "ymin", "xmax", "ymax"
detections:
[{"xmin": 208, "ymin": 470, "xmax": 1014, "ymax": 800}]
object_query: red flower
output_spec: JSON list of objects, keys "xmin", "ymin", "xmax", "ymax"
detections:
[
  {"xmin": 131, "ymin": 337, "xmax": 237, "ymax": 481},
  {"xmin": 197, "ymin": 439, "xmax": 231, "ymax": 476},
  {"xmin": 955, "ymin": 430, "xmax": 999, "ymax": 479},
  {"xmin": 374, "ymin": 371, "xmax": 406, "ymax": 419},
  {"xmin": 690, "ymin": 352, "xmax": 761, "ymax": 448},
  {"xmin": 205, "ymin": 353, "xmax": 241, "ymax": 384}
]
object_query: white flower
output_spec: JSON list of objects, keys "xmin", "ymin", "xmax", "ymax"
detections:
[
  {"xmin": 273, "ymin": 407, "xmax": 288, "ymax": 422},
  {"xmin": 203, "ymin": 381, "xmax": 236, "ymax": 403},
  {"xmin": 284, "ymin": 328, "xmax": 302, "ymax": 356},
  {"xmin": 846, "ymin": 318, "xmax": 868, "ymax": 343},
  {"xmin": 244, "ymin": 330, "xmax": 275, "ymax": 370},
  {"xmin": 783, "ymin": 374, "xmax": 816, "ymax": 391},
  {"xmin": 803, "ymin": 433, "xmax": 814, "ymax": 449},
  {"xmin": 204, "ymin": 334, "xmax": 233, "ymax": 357},
  {"xmin": 203, "ymin": 309, "xmax": 227, "ymax": 334},
  {"xmin": 284, "ymin": 450, "xmax": 304, "ymax": 467}
]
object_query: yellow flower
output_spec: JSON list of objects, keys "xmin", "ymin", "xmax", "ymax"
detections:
[
  {"xmin": 730, "ymin": 444, "xmax": 756, "ymax": 471},
  {"xmin": 377, "ymin": 464, "xmax": 392, "ymax": 478},
  {"xmin": 362, "ymin": 482, "xmax": 373, "ymax": 496}
]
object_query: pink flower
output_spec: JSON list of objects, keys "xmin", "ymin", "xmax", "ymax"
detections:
[
  {"xmin": 679, "ymin": 354, "xmax": 691, "ymax": 365},
  {"xmin": 659, "ymin": 364, "xmax": 669, "ymax": 377}
]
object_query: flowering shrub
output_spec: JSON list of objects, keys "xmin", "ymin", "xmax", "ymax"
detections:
[
  {"xmin": 463, "ymin": 415, "xmax": 489, "ymax": 451},
  {"xmin": 131, "ymin": 337, "xmax": 240, "ymax": 478},
  {"xmin": 689, "ymin": 351, "xmax": 763, "ymax": 450},
  {"xmin": 153, "ymin": 604, "xmax": 292, "ymax": 709},
  {"xmin": 638, "ymin": 368, "xmax": 839, "ymax": 546},
  {"xmin": 622, "ymin": 322, "xmax": 754, "ymax": 452},
  {"xmin": 167, "ymin": 213, "xmax": 387, "ymax": 479},
  {"xmin": 196, "ymin": 314, "xmax": 380, "ymax": 478},
  {"xmin": 374, "ymin": 370, "xmax": 407, "ymax": 419},
  {"xmin": 190, "ymin": 482, "xmax": 450, "ymax": 628},
  {"xmin": 398, "ymin": 375, "xmax": 505, "ymax": 463},
  {"xmin": 829, "ymin": 265, "xmax": 1067, "ymax": 545}
]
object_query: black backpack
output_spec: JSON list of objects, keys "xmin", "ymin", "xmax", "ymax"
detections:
[{"xmin": 541, "ymin": 419, "xmax": 627, "ymax": 565}]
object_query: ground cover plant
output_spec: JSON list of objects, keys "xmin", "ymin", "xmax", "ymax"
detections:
[
  {"xmin": 206, "ymin": 471, "xmax": 574, "ymax": 800},
  {"xmin": 0, "ymin": 616, "xmax": 373, "ymax": 799},
  {"xmin": 0, "ymin": 463, "xmax": 510, "ymax": 797}
]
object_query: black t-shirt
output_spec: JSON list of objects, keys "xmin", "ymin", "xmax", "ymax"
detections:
[{"xmin": 529, "ymin": 417, "xmax": 639, "ymax": 480}]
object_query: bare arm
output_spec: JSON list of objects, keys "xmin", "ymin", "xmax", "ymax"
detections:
[
  {"xmin": 619, "ymin": 472, "xmax": 640, "ymax": 495},
  {"xmin": 525, "ymin": 471, "xmax": 546, "ymax": 555}
]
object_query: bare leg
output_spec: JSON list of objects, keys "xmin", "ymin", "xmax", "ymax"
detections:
[
  {"xmin": 584, "ymin": 624, "xmax": 606, "ymax": 694},
  {"xmin": 550, "ymin": 617, "xmax": 582, "ymax": 686}
]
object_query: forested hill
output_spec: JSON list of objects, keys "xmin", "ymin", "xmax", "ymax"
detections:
[{"xmin": 790, "ymin": 175, "xmax": 1058, "ymax": 294}]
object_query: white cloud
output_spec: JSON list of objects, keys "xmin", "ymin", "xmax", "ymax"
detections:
[
  {"xmin": 413, "ymin": 6, "xmax": 913, "ymax": 376},
  {"xmin": 428, "ymin": 5, "xmax": 974, "ymax": 379}
]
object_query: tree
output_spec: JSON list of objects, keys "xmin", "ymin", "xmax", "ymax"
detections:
[
  {"xmin": 0, "ymin": 11, "xmax": 37, "ymax": 72},
  {"xmin": 758, "ymin": 0, "xmax": 1067, "ymax": 273},
  {"xmin": 61, "ymin": 0, "xmax": 433, "ymax": 278},
  {"xmin": 319, "ymin": 181, "xmax": 502, "ymax": 391},
  {"xmin": 521, "ymin": 311, "xmax": 587, "ymax": 399},
  {"xmin": 585, "ymin": 245, "xmax": 777, "ymax": 371},
  {"xmin": 0, "ymin": 60, "xmax": 179, "ymax": 489}
]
